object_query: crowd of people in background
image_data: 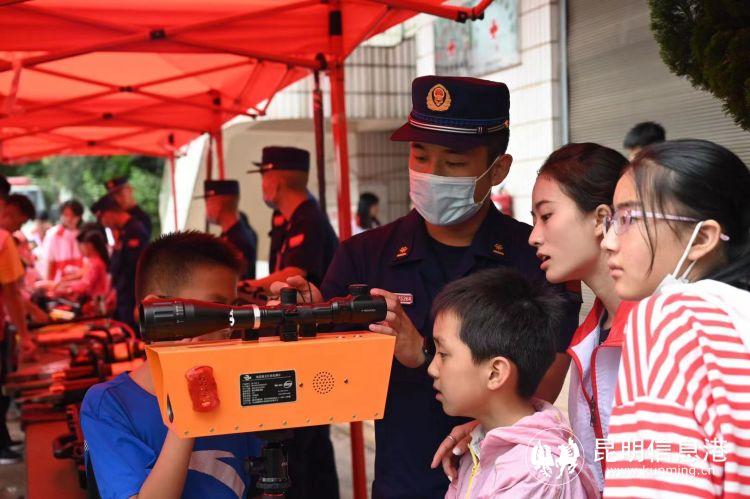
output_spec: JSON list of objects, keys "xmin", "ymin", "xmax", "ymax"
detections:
[{"xmin": 1, "ymin": 73, "xmax": 749, "ymax": 499}]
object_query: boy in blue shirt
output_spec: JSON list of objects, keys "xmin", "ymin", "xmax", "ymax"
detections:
[{"xmin": 81, "ymin": 231, "xmax": 262, "ymax": 499}]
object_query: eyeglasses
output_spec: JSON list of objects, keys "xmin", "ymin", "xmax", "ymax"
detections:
[{"xmin": 605, "ymin": 208, "xmax": 730, "ymax": 241}]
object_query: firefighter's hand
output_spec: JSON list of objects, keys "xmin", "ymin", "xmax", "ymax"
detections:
[
  {"xmin": 268, "ymin": 276, "xmax": 323, "ymax": 305},
  {"xmin": 431, "ymin": 420, "xmax": 478, "ymax": 482},
  {"xmin": 368, "ymin": 288, "xmax": 424, "ymax": 368}
]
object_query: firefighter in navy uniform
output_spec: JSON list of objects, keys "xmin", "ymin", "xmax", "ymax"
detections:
[
  {"xmin": 244, "ymin": 146, "xmax": 338, "ymax": 291},
  {"xmin": 202, "ymin": 179, "xmax": 258, "ymax": 280},
  {"xmin": 271, "ymin": 76, "xmax": 582, "ymax": 499},
  {"xmin": 105, "ymin": 176, "xmax": 153, "ymax": 239},
  {"xmin": 93, "ymin": 194, "xmax": 149, "ymax": 334},
  {"xmin": 245, "ymin": 146, "xmax": 340, "ymax": 499},
  {"xmin": 267, "ymin": 209, "xmax": 286, "ymax": 274}
]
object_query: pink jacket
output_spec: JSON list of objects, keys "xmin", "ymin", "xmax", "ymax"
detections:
[{"xmin": 446, "ymin": 400, "xmax": 600, "ymax": 499}]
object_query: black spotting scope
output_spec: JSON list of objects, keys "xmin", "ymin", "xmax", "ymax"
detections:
[{"xmin": 140, "ymin": 284, "xmax": 386, "ymax": 343}]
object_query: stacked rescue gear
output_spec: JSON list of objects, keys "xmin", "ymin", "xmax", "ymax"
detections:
[{"xmin": 4, "ymin": 319, "xmax": 145, "ymax": 493}]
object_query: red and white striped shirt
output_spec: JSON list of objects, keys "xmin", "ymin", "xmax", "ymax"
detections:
[{"xmin": 604, "ymin": 280, "xmax": 750, "ymax": 498}]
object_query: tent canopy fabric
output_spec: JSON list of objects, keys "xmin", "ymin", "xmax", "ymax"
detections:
[{"xmin": 0, "ymin": 0, "xmax": 490, "ymax": 163}]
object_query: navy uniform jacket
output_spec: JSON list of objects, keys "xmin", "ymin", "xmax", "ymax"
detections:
[
  {"xmin": 270, "ymin": 198, "xmax": 341, "ymax": 499},
  {"xmin": 110, "ymin": 217, "xmax": 149, "ymax": 334},
  {"xmin": 268, "ymin": 210, "xmax": 286, "ymax": 273},
  {"xmin": 274, "ymin": 199, "xmax": 338, "ymax": 288},
  {"xmin": 128, "ymin": 205, "xmax": 152, "ymax": 239},
  {"xmin": 320, "ymin": 207, "xmax": 581, "ymax": 499},
  {"xmin": 222, "ymin": 219, "xmax": 258, "ymax": 280}
]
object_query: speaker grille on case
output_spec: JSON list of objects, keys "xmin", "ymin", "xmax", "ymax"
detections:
[{"xmin": 312, "ymin": 371, "xmax": 335, "ymax": 394}]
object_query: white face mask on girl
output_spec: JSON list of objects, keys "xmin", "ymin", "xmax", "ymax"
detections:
[
  {"xmin": 656, "ymin": 221, "xmax": 705, "ymax": 293},
  {"xmin": 409, "ymin": 166, "xmax": 493, "ymax": 226}
]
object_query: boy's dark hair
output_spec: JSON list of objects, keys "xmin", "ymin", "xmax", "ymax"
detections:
[
  {"xmin": 135, "ymin": 231, "xmax": 242, "ymax": 302},
  {"xmin": 6, "ymin": 193, "xmax": 36, "ymax": 220},
  {"xmin": 61, "ymin": 199, "xmax": 84, "ymax": 219},
  {"xmin": 431, "ymin": 267, "xmax": 562, "ymax": 398},
  {"xmin": 623, "ymin": 121, "xmax": 666, "ymax": 149}
]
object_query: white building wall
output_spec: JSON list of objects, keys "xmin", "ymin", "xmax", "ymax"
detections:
[
  {"xmin": 415, "ymin": 1, "xmax": 562, "ymax": 224},
  {"xmin": 162, "ymin": 5, "xmax": 562, "ymax": 244}
]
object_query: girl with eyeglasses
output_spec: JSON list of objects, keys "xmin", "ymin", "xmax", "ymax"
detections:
[{"xmin": 601, "ymin": 139, "xmax": 750, "ymax": 497}]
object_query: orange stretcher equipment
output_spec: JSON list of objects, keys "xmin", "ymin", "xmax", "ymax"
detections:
[
  {"xmin": 146, "ymin": 332, "xmax": 394, "ymax": 438},
  {"xmin": 141, "ymin": 285, "xmax": 395, "ymax": 438}
]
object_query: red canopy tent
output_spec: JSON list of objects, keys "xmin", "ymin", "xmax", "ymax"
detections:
[
  {"xmin": 0, "ymin": 0, "xmax": 491, "ymax": 230},
  {"xmin": 0, "ymin": 1, "xmax": 492, "ymax": 495}
]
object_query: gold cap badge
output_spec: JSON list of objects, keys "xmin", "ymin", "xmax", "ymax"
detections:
[{"xmin": 426, "ymin": 84, "xmax": 451, "ymax": 112}]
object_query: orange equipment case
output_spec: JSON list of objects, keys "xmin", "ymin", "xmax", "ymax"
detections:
[{"xmin": 146, "ymin": 332, "xmax": 395, "ymax": 438}]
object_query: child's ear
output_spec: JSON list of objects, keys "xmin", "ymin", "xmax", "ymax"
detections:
[
  {"xmin": 594, "ymin": 204, "xmax": 612, "ymax": 238},
  {"xmin": 487, "ymin": 356, "xmax": 512, "ymax": 391},
  {"xmin": 141, "ymin": 293, "xmax": 168, "ymax": 303}
]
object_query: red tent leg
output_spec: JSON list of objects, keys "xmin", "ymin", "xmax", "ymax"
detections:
[
  {"xmin": 329, "ymin": 57, "xmax": 366, "ymax": 499},
  {"xmin": 313, "ymin": 70, "xmax": 327, "ymax": 215},
  {"xmin": 350, "ymin": 422, "xmax": 368, "ymax": 499},
  {"xmin": 214, "ymin": 130, "xmax": 226, "ymax": 180},
  {"xmin": 206, "ymin": 133, "xmax": 214, "ymax": 181},
  {"xmin": 329, "ymin": 60, "xmax": 353, "ymax": 241},
  {"xmin": 169, "ymin": 153, "xmax": 179, "ymax": 231}
]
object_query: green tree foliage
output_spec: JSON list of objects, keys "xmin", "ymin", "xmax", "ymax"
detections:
[
  {"xmin": 649, "ymin": 0, "xmax": 750, "ymax": 130},
  {"xmin": 0, "ymin": 155, "xmax": 164, "ymax": 237}
]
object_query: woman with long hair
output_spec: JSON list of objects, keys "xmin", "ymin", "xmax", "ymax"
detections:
[
  {"xmin": 353, "ymin": 192, "xmax": 381, "ymax": 235},
  {"xmin": 528, "ymin": 143, "xmax": 632, "ymax": 491}
]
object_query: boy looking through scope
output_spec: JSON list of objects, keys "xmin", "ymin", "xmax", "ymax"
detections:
[{"xmin": 81, "ymin": 231, "xmax": 263, "ymax": 499}]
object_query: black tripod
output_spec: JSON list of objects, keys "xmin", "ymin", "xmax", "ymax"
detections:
[{"xmin": 252, "ymin": 430, "xmax": 293, "ymax": 498}]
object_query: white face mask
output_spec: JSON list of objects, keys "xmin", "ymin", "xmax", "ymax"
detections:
[
  {"xmin": 409, "ymin": 166, "xmax": 493, "ymax": 226},
  {"xmin": 656, "ymin": 221, "xmax": 704, "ymax": 293}
]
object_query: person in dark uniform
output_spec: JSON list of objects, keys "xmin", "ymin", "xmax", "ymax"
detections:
[
  {"xmin": 105, "ymin": 176, "xmax": 153, "ymax": 238},
  {"xmin": 270, "ymin": 76, "xmax": 582, "ymax": 499},
  {"xmin": 244, "ymin": 146, "xmax": 338, "ymax": 291},
  {"xmin": 202, "ymin": 180, "xmax": 258, "ymax": 280},
  {"xmin": 268, "ymin": 191, "xmax": 317, "ymax": 273},
  {"xmin": 93, "ymin": 195, "xmax": 149, "ymax": 334},
  {"xmin": 267, "ymin": 209, "xmax": 286, "ymax": 274},
  {"xmin": 246, "ymin": 146, "xmax": 340, "ymax": 499}
]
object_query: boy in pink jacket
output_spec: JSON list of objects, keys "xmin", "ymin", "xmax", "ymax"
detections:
[{"xmin": 428, "ymin": 268, "xmax": 599, "ymax": 498}]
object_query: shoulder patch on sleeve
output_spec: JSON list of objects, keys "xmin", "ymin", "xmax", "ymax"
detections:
[{"xmin": 289, "ymin": 233, "xmax": 305, "ymax": 249}]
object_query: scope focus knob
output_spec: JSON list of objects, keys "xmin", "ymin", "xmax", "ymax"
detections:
[
  {"xmin": 348, "ymin": 284, "xmax": 370, "ymax": 298},
  {"xmin": 280, "ymin": 287, "xmax": 298, "ymax": 305}
]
